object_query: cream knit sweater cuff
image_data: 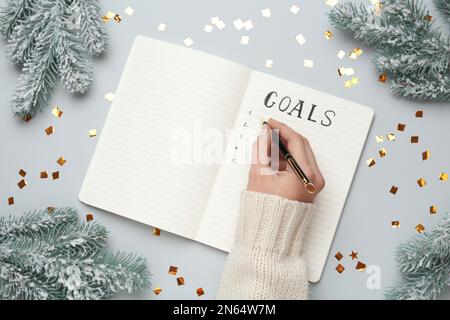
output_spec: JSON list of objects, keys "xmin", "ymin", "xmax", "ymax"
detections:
[{"xmin": 216, "ymin": 190, "xmax": 314, "ymax": 300}]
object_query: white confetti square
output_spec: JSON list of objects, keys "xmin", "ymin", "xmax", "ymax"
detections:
[
  {"xmin": 290, "ymin": 5, "xmax": 300, "ymax": 14},
  {"xmin": 158, "ymin": 23, "xmax": 166, "ymax": 31},
  {"xmin": 211, "ymin": 16, "xmax": 220, "ymax": 25},
  {"xmin": 266, "ymin": 59, "xmax": 274, "ymax": 68},
  {"xmin": 244, "ymin": 20, "xmax": 254, "ymax": 30},
  {"xmin": 204, "ymin": 24, "xmax": 213, "ymax": 33},
  {"xmin": 326, "ymin": 0, "xmax": 339, "ymax": 7},
  {"xmin": 233, "ymin": 19, "xmax": 244, "ymax": 30},
  {"xmin": 104, "ymin": 92, "xmax": 115, "ymax": 102},
  {"xmin": 125, "ymin": 6, "xmax": 134, "ymax": 16},
  {"xmin": 240, "ymin": 36, "xmax": 250, "ymax": 45},
  {"xmin": 337, "ymin": 50, "xmax": 345, "ymax": 59},
  {"xmin": 304, "ymin": 59, "xmax": 314, "ymax": 68},
  {"xmin": 261, "ymin": 8, "xmax": 272, "ymax": 18},
  {"xmin": 184, "ymin": 37, "xmax": 194, "ymax": 47},
  {"xmin": 216, "ymin": 20, "xmax": 226, "ymax": 30},
  {"xmin": 295, "ymin": 34, "xmax": 306, "ymax": 45}
]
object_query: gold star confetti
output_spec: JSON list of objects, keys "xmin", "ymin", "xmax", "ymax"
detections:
[
  {"xmin": 196, "ymin": 288, "xmax": 205, "ymax": 296},
  {"xmin": 17, "ymin": 179, "xmax": 27, "ymax": 189},
  {"xmin": 397, "ymin": 123, "xmax": 406, "ymax": 132},
  {"xmin": 89, "ymin": 129, "xmax": 97, "ymax": 137},
  {"xmin": 417, "ymin": 178, "xmax": 427, "ymax": 188},
  {"xmin": 349, "ymin": 48, "xmax": 363, "ymax": 59},
  {"xmin": 344, "ymin": 80, "xmax": 353, "ymax": 88},
  {"xmin": 430, "ymin": 205, "xmax": 437, "ymax": 214},
  {"xmin": 102, "ymin": 11, "xmax": 115, "ymax": 23},
  {"xmin": 376, "ymin": 135, "xmax": 384, "ymax": 143},
  {"xmin": 378, "ymin": 73, "xmax": 387, "ymax": 83},
  {"xmin": 390, "ymin": 186, "xmax": 398, "ymax": 195},
  {"xmin": 391, "ymin": 220, "xmax": 400, "ymax": 228},
  {"xmin": 335, "ymin": 264, "xmax": 345, "ymax": 274},
  {"xmin": 153, "ymin": 287, "xmax": 162, "ymax": 295},
  {"xmin": 349, "ymin": 251, "xmax": 358, "ymax": 260},
  {"xmin": 52, "ymin": 106, "xmax": 63, "ymax": 118},
  {"xmin": 379, "ymin": 148, "xmax": 387, "ymax": 158},
  {"xmin": 415, "ymin": 110, "xmax": 424, "ymax": 118},
  {"xmin": 351, "ymin": 77, "xmax": 359, "ymax": 85},
  {"xmin": 45, "ymin": 126, "xmax": 55, "ymax": 135},
  {"xmin": 40, "ymin": 171, "xmax": 48, "ymax": 179},
  {"xmin": 57, "ymin": 156, "xmax": 66, "ymax": 166},
  {"xmin": 8, "ymin": 197, "xmax": 14, "ymax": 206},
  {"xmin": 177, "ymin": 277, "xmax": 185, "ymax": 286},
  {"xmin": 153, "ymin": 227, "xmax": 161, "ymax": 236},
  {"xmin": 52, "ymin": 171, "xmax": 60, "ymax": 180},
  {"xmin": 168, "ymin": 266, "xmax": 178, "ymax": 275},
  {"xmin": 86, "ymin": 213, "xmax": 94, "ymax": 222},
  {"xmin": 335, "ymin": 251, "xmax": 344, "ymax": 261},
  {"xmin": 105, "ymin": 92, "xmax": 115, "ymax": 102},
  {"xmin": 324, "ymin": 30, "xmax": 333, "ymax": 40},
  {"xmin": 356, "ymin": 261, "xmax": 366, "ymax": 272},
  {"xmin": 411, "ymin": 136, "xmax": 419, "ymax": 144},
  {"xmin": 19, "ymin": 169, "xmax": 27, "ymax": 177},
  {"xmin": 387, "ymin": 133, "xmax": 396, "ymax": 141},
  {"xmin": 367, "ymin": 158, "xmax": 376, "ymax": 167},
  {"xmin": 114, "ymin": 14, "xmax": 122, "ymax": 23},
  {"xmin": 439, "ymin": 173, "xmax": 448, "ymax": 181},
  {"xmin": 422, "ymin": 150, "xmax": 430, "ymax": 161},
  {"xmin": 424, "ymin": 15, "xmax": 432, "ymax": 22},
  {"xmin": 415, "ymin": 224, "xmax": 425, "ymax": 233}
]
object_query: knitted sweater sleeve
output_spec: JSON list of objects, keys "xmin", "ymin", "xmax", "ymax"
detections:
[{"xmin": 216, "ymin": 190, "xmax": 314, "ymax": 300}]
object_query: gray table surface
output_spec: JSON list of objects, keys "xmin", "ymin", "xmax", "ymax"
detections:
[{"xmin": 1, "ymin": 0, "xmax": 449, "ymax": 300}]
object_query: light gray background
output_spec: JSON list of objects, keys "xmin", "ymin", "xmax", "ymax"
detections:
[{"xmin": 1, "ymin": 0, "xmax": 449, "ymax": 300}]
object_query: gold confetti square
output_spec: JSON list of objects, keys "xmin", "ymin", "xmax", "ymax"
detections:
[
  {"xmin": 196, "ymin": 288, "xmax": 205, "ymax": 296},
  {"xmin": 422, "ymin": 150, "xmax": 430, "ymax": 161},
  {"xmin": 89, "ymin": 129, "xmax": 97, "ymax": 137},
  {"xmin": 19, "ymin": 169, "xmax": 27, "ymax": 177},
  {"xmin": 379, "ymin": 148, "xmax": 387, "ymax": 158},
  {"xmin": 52, "ymin": 171, "xmax": 60, "ymax": 180},
  {"xmin": 40, "ymin": 171, "xmax": 48, "ymax": 179},
  {"xmin": 17, "ymin": 179, "xmax": 27, "ymax": 189},
  {"xmin": 47, "ymin": 207, "xmax": 55, "ymax": 213},
  {"xmin": 45, "ymin": 126, "xmax": 55, "ymax": 135},
  {"xmin": 356, "ymin": 261, "xmax": 366, "ymax": 272},
  {"xmin": 335, "ymin": 264, "xmax": 345, "ymax": 274},
  {"xmin": 424, "ymin": 15, "xmax": 432, "ymax": 22},
  {"xmin": 57, "ymin": 156, "xmax": 66, "ymax": 166},
  {"xmin": 417, "ymin": 178, "xmax": 427, "ymax": 188},
  {"xmin": 349, "ymin": 48, "xmax": 363, "ymax": 59},
  {"xmin": 376, "ymin": 135, "xmax": 384, "ymax": 143},
  {"xmin": 378, "ymin": 73, "xmax": 387, "ymax": 83},
  {"xmin": 23, "ymin": 114, "xmax": 32, "ymax": 122},
  {"xmin": 8, "ymin": 197, "xmax": 14, "ymax": 205},
  {"xmin": 397, "ymin": 123, "xmax": 406, "ymax": 132},
  {"xmin": 411, "ymin": 136, "xmax": 419, "ymax": 144},
  {"xmin": 102, "ymin": 11, "xmax": 115, "ymax": 23},
  {"xmin": 439, "ymin": 173, "xmax": 448, "ymax": 181},
  {"xmin": 390, "ymin": 186, "xmax": 398, "ymax": 195},
  {"xmin": 430, "ymin": 205, "xmax": 437, "ymax": 214},
  {"xmin": 415, "ymin": 110, "xmax": 424, "ymax": 118},
  {"xmin": 86, "ymin": 213, "xmax": 94, "ymax": 222},
  {"xmin": 153, "ymin": 287, "xmax": 162, "ymax": 295},
  {"xmin": 335, "ymin": 252, "xmax": 343, "ymax": 261},
  {"xmin": 168, "ymin": 266, "xmax": 178, "ymax": 275},
  {"xmin": 367, "ymin": 158, "xmax": 376, "ymax": 167},
  {"xmin": 324, "ymin": 31, "xmax": 333, "ymax": 40},
  {"xmin": 52, "ymin": 106, "xmax": 63, "ymax": 118},
  {"xmin": 114, "ymin": 14, "xmax": 122, "ymax": 23},
  {"xmin": 177, "ymin": 277, "xmax": 185, "ymax": 286},
  {"xmin": 415, "ymin": 224, "xmax": 425, "ymax": 233},
  {"xmin": 387, "ymin": 133, "xmax": 396, "ymax": 141},
  {"xmin": 153, "ymin": 228, "xmax": 161, "ymax": 236},
  {"xmin": 391, "ymin": 220, "xmax": 400, "ymax": 228}
]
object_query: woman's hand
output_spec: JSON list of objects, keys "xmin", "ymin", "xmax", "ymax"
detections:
[{"xmin": 247, "ymin": 118, "xmax": 325, "ymax": 203}]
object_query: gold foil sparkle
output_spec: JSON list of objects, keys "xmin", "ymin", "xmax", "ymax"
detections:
[
  {"xmin": 153, "ymin": 287, "xmax": 162, "ymax": 295},
  {"xmin": 324, "ymin": 31, "xmax": 333, "ymax": 40},
  {"xmin": 45, "ymin": 126, "xmax": 55, "ymax": 135},
  {"xmin": 422, "ymin": 150, "xmax": 430, "ymax": 161},
  {"xmin": 52, "ymin": 106, "xmax": 63, "ymax": 118},
  {"xmin": 367, "ymin": 158, "xmax": 376, "ymax": 167},
  {"xmin": 335, "ymin": 264, "xmax": 345, "ymax": 274},
  {"xmin": 114, "ymin": 14, "xmax": 122, "ymax": 23},
  {"xmin": 415, "ymin": 224, "xmax": 425, "ymax": 233},
  {"xmin": 387, "ymin": 133, "xmax": 396, "ymax": 141},
  {"xmin": 391, "ymin": 221, "xmax": 400, "ymax": 228},
  {"xmin": 417, "ymin": 178, "xmax": 427, "ymax": 188},
  {"xmin": 89, "ymin": 129, "xmax": 97, "ymax": 137},
  {"xmin": 376, "ymin": 135, "xmax": 384, "ymax": 143},
  {"xmin": 349, "ymin": 48, "xmax": 363, "ymax": 59},
  {"xmin": 168, "ymin": 266, "xmax": 178, "ymax": 275},
  {"xmin": 335, "ymin": 252, "xmax": 343, "ymax": 261},
  {"xmin": 378, "ymin": 73, "xmax": 387, "ymax": 83},
  {"xmin": 196, "ymin": 288, "xmax": 205, "ymax": 296},
  {"xmin": 356, "ymin": 261, "xmax": 366, "ymax": 272},
  {"xmin": 390, "ymin": 186, "xmax": 398, "ymax": 195},
  {"xmin": 102, "ymin": 11, "xmax": 115, "ymax": 23},
  {"xmin": 439, "ymin": 173, "xmax": 448, "ymax": 181},
  {"xmin": 17, "ymin": 179, "xmax": 27, "ymax": 189},
  {"xmin": 379, "ymin": 148, "xmax": 387, "ymax": 158},
  {"xmin": 430, "ymin": 205, "xmax": 437, "ymax": 214},
  {"xmin": 57, "ymin": 156, "xmax": 66, "ymax": 166},
  {"xmin": 177, "ymin": 277, "xmax": 185, "ymax": 286}
]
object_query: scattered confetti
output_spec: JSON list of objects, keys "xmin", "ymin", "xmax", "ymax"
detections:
[
  {"xmin": 378, "ymin": 73, "xmax": 388, "ymax": 83},
  {"xmin": 422, "ymin": 150, "xmax": 430, "ymax": 161},
  {"xmin": 411, "ymin": 136, "xmax": 419, "ymax": 144},
  {"xmin": 89, "ymin": 129, "xmax": 97, "ymax": 137},
  {"xmin": 424, "ymin": 14, "xmax": 433, "ymax": 22},
  {"xmin": 391, "ymin": 220, "xmax": 401, "ymax": 228},
  {"xmin": 19, "ymin": 169, "xmax": 27, "ymax": 177},
  {"xmin": 335, "ymin": 251, "xmax": 343, "ymax": 261},
  {"xmin": 216, "ymin": 20, "xmax": 226, "ymax": 30},
  {"xmin": 113, "ymin": 14, "xmax": 122, "ymax": 23},
  {"xmin": 158, "ymin": 23, "xmax": 166, "ymax": 31},
  {"xmin": 397, "ymin": 123, "xmax": 406, "ymax": 131},
  {"xmin": 304, "ymin": 59, "xmax": 314, "ymax": 68},
  {"xmin": 290, "ymin": 5, "xmax": 300, "ymax": 14},
  {"xmin": 196, "ymin": 288, "xmax": 205, "ymax": 296},
  {"xmin": 57, "ymin": 156, "xmax": 66, "ymax": 166},
  {"xmin": 233, "ymin": 19, "xmax": 244, "ymax": 30},
  {"xmin": 124, "ymin": 6, "xmax": 134, "ymax": 16},
  {"xmin": 40, "ymin": 171, "xmax": 48, "ymax": 179},
  {"xmin": 105, "ymin": 92, "xmax": 115, "ymax": 102},
  {"xmin": 45, "ymin": 126, "xmax": 55, "ymax": 135},
  {"xmin": 153, "ymin": 287, "xmax": 162, "ymax": 295},
  {"xmin": 17, "ymin": 179, "xmax": 27, "ymax": 189},
  {"xmin": 335, "ymin": 264, "xmax": 345, "ymax": 274},
  {"xmin": 211, "ymin": 17, "xmax": 220, "ymax": 25},
  {"xmin": 102, "ymin": 11, "xmax": 115, "ymax": 23},
  {"xmin": 387, "ymin": 133, "xmax": 396, "ymax": 141},
  {"xmin": 324, "ymin": 30, "xmax": 333, "ymax": 40},
  {"xmin": 86, "ymin": 213, "xmax": 94, "ymax": 222},
  {"xmin": 390, "ymin": 186, "xmax": 398, "ymax": 195},
  {"xmin": 379, "ymin": 148, "xmax": 387, "ymax": 158},
  {"xmin": 177, "ymin": 277, "xmax": 185, "ymax": 286},
  {"xmin": 349, "ymin": 48, "xmax": 363, "ymax": 59},
  {"xmin": 326, "ymin": 0, "xmax": 340, "ymax": 7},
  {"xmin": 356, "ymin": 261, "xmax": 366, "ymax": 272},
  {"xmin": 240, "ymin": 36, "xmax": 250, "ymax": 45},
  {"xmin": 168, "ymin": 266, "xmax": 178, "ymax": 275},
  {"xmin": 243, "ymin": 20, "xmax": 253, "ymax": 31},
  {"xmin": 23, "ymin": 114, "xmax": 32, "ymax": 122},
  {"xmin": 47, "ymin": 207, "xmax": 55, "ymax": 213},
  {"xmin": 337, "ymin": 50, "xmax": 345, "ymax": 59},
  {"xmin": 261, "ymin": 8, "xmax": 272, "ymax": 18},
  {"xmin": 417, "ymin": 178, "xmax": 427, "ymax": 188},
  {"xmin": 338, "ymin": 67, "xmax": 354, "ymax": 76},
  {"xmin": 204, "ymin": 24, "xmax": 213, "ymax": 33},
  {"xmin": 266, "ymin": 59, "xmax": 274, "ymax": 68},
  {"xmin": 52, "ymin": 106, "xmax": 63, "ymax": 118},
  {"xmin": 349, "ymin": 251, "xmax": 358, "ymax": 260},
  {"xmin": 8, "ymin": 197, "xmax": 14, "ymax": 206},
  {"xmin": 376, "ymin": 135, "xmax": 384, "ymax": 143},
  {"xmin": 415, "ymin": 110, "xmax": 424, "ymax": 118},
  {"xmin": 52, "ymin": 171, "xmax": 60, "ymax": 180},
  {"xmin": 153, "ymin": 227, "xmax": 161, "ymax": 236},
  {"xmin": 184, "ymin": 37, "xmax": 194, "ymax": 47},
  {"xmin": 345, "ymin": 77, "xmax": 359, "ymax": 88},
  {"xmin": 367, "ymin": 158, "xmax": 376, "ymax": 167},
  {"xmin": 439, "ymin": 173, "xmax": 448, "ymax": 181},
  {"xmin": 415, "ymin": 224, "xmax": 425, "ymax": 233},
  {"xmin": 430, "ymin": 205, "xmax": 437, "ymax": 214},
  {"xmin": 295, "ymin": 34, "xmax": 306, "ymax": 45}
]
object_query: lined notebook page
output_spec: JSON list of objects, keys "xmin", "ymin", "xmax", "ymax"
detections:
[
  {"xmin": 79, "ymin": 36, "xmax": 250, "ymax": 239},
  {"xmin": 197, "ymin": 71, "xmax": 374, "ymax": 282}
]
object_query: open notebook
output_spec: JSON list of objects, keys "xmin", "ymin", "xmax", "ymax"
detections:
[{"xmin": 80, "ymin": 36, "xmax": 374, "ymax": 283}]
